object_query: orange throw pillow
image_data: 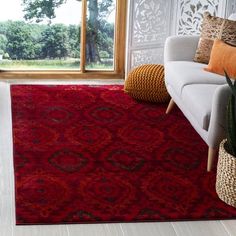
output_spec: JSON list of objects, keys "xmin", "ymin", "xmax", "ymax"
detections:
[
  {"xmin": 204, "ymin": 39, "xmax": 236, "ymax": 79},
  {"xmin": 194, "ymin": 12, "xmax": 236, "ymax": 64}
]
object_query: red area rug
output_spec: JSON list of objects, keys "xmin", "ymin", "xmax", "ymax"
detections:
[{"xmin": 11, "ymin": 85, "xmax": 236, "ymax": 225}]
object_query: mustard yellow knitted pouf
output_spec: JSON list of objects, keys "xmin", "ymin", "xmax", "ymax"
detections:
[{"xmin": 124, "ymin": 64, "xmax": 170, "ymax": 103}]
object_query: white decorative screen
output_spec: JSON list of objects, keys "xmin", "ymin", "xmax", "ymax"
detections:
[
  {"xmin": 131, "ymin": 48, "xmax": 164, "ymax": 68},
  {"xmin": 176, "ymin": 0, "xmax": 220, "ymax": 35},
  {"xmin": 126, "ymin": 0, "xmax": 175, "ymax": 74},
  {"xmin": 226, "ymin": 0, "xmax": 236, "ymax": 16},
  {"xmin": 132, "ymin": 0, "xmax": 172, "ymax": 46},
  {"xmin": 126, "ymin": 0, "xmax": 233, "ymax": 76}
]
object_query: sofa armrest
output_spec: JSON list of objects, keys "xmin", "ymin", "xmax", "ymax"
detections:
[
  {"xmin": 164, "ymin": 35, "xmax": 200, "ymax": 63},
  {"xmin": 207, "ymin": 84, "xmax": 232, "ymax": 147}
]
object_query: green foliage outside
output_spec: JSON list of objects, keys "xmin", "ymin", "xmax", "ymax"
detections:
[
  {"xmin": 0, "ymin": 0, "xmax": 115, "ymax": 70},
  {"xmin": 0, "ymin": 20, "xmax": 80, "ymax": 60},
  {"xmin": 0, "ymin": 58, "xmax": 113, "ymax": 70},
  {"xmin": 0, "ymin": 21, "xmax": 113, "ymax": 60}
]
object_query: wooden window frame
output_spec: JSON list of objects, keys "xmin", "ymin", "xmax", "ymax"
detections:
[{"xmin": 0, "ymin": 0, "xmax": 127, "ymax": 80}]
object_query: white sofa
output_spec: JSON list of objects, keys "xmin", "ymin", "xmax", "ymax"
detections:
[{"xmin": 164, "ymin": 35, "xmax": 231, "ymax": 171}]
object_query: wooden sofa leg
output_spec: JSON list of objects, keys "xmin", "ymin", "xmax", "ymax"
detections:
[
  {"xmin": 166, "ymin": 99, "xmax": 175, "ymax": 114},
  {"xmin": 207, "ymin": 147, "xmax": 218, "ymax": 172}
]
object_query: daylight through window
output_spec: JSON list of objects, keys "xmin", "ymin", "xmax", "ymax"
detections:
[{"xmin": 0, "ymin": 0, "xmax": 126, "ymax": 78}]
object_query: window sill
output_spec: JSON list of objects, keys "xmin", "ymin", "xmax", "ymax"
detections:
[{"xmin": 0, "ymin": 70, "xmax": 125, "ymax": 80}]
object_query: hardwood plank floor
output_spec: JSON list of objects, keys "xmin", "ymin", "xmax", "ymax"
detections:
[
  {"xmin": 13, "ymin": 225, "xmax": 69, "ymax": 236},
  {"xmin": 172, "ymin": 221, "xmax": 230, "ymax": 236},
  {"xmin": 68, "ymin": 223, "xmax": 125, "ymax": 236},
  {"xmin": 0, "ymin": 226, "xmax": 13, "ymax": 236},
  {"xmin": 221, "ymin": 220, "xmax": 236, "ymax": 236},
  {"xmin": 120, "ymin": 222, "xmax": 177, "ymax": 236},
  {"xmin": 0, "ymin": 80, "xmax": 235, "ymax": 236}
]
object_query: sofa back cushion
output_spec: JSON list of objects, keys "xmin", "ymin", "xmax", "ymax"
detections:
[
  {"xmin": 204, "ymin": 39, "xmax": 236, "ymax": 79},
  {"xmin": 193, "ymin": 12, "xmax": 236, "ymax": 64}
]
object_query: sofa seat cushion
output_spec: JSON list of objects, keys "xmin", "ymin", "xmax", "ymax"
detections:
[
  {"xmin": 165, "ymin": 61, "xmax": 225, "ymax": 97},
  {"xmin": 182, "ymin": 84, "xmax": 220, "ymax": 131}
]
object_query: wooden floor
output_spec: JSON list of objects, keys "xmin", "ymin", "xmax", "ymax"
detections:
[{"xmin": 0, "ymin": 80, "xmax": 235, "ymax": 236}]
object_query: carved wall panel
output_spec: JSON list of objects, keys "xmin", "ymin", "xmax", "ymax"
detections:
[
  {"xmin": 126, "ymin": 0, "xmax": 175, "ymax": 74},
  {"xmin": 131, "ymin": 48, "xmax": 164, "ymax": 68},
  {"xmin": 176, "ymin": 0, "xmax": 220, "ymax": 35},
  {"xmin": 132, "ymin": 0, "xmax": 172, "ymax": 46},
  {"xmin": 225, "ymin": 0, "xmax": 236, "ymax": 16}
]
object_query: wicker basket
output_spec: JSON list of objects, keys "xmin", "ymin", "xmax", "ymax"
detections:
[{"xmin": 216, "ymin": 139, "xmax": 236, "ymax": 208}]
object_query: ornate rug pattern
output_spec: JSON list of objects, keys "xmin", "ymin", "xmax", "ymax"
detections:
[{"xmin": 11, "ymin": 85, "xmax": 236, "ymax": 225}]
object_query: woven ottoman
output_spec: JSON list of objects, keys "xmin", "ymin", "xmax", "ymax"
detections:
[{"xmin": 124, "ymin": 64, "xmax": 170, "ymax": 103}]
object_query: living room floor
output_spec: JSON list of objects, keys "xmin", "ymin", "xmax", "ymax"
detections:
[{"xmin": 0, "ymin": 79, "xmax": 235, "ymax": 236}]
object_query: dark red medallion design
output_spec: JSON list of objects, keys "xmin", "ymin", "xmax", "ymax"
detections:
[
  {"xmin": 11, "ymin": 85, "xmax": 236, "ymax": 225},
  {"xmin": 65, "ymin": 124, "xmax": 112, "ymax": 153},
  {"xmin": 79, "ymin": 172, "xmax": 136, "ymax": 212},
  {"xmin": 49, "ymin": 149, "xmax": 90, "ymax": 173},
  {"xmin": 118, "ymin": 122, "xmax": 164, "ymax": 152},
  {"xmin": 16, "ymin": 171, "xmax": 72, "ymax": 221}
]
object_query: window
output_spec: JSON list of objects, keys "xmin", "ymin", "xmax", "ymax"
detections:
[{"xmin": 0, "ymin": 0, "xmax": 126, "ymax": 79}]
